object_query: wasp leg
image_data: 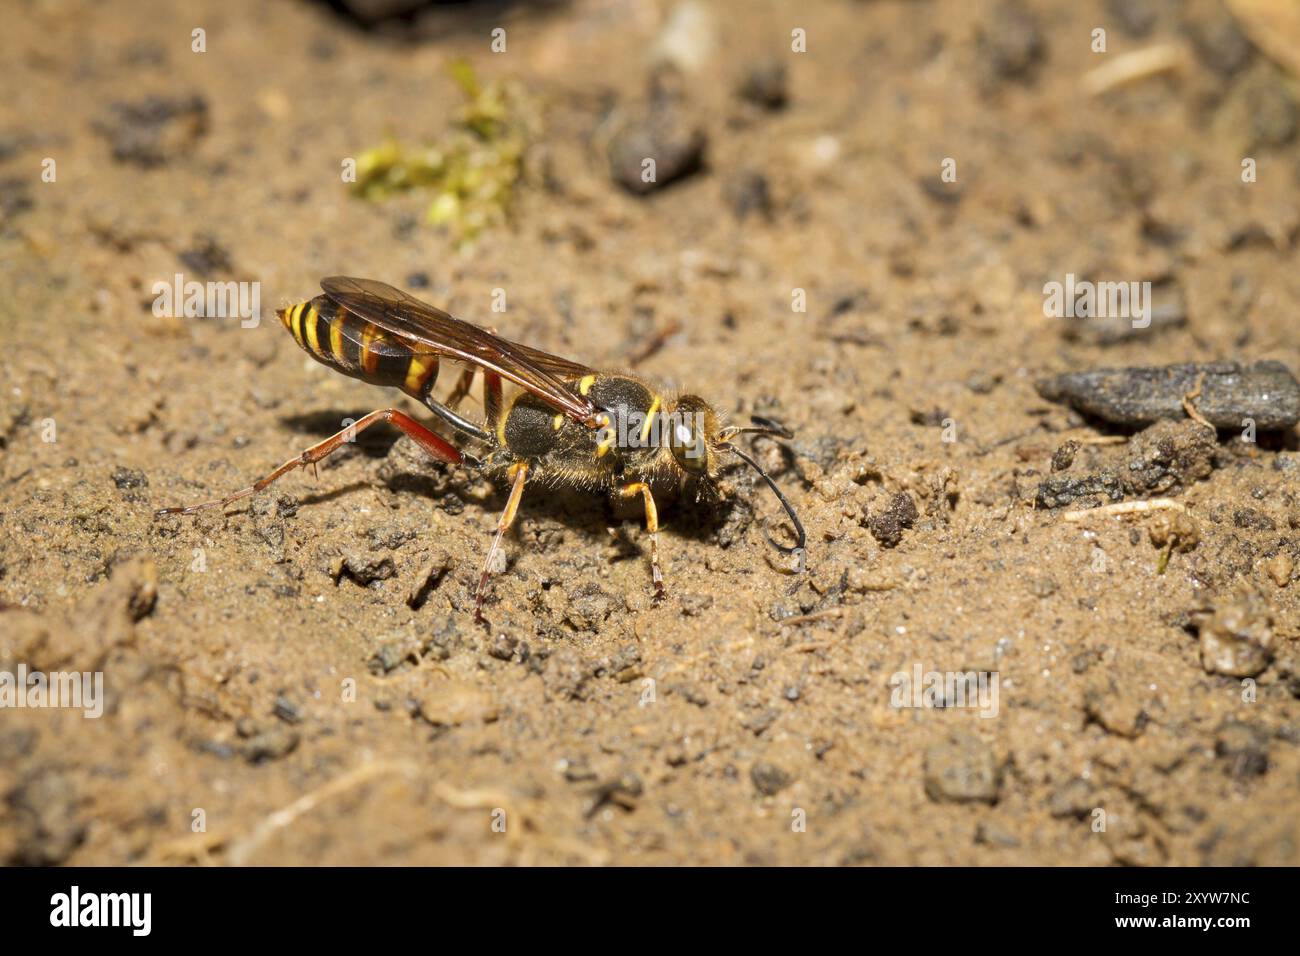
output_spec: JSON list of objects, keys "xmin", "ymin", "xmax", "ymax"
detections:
[
  {"xmin": 423, "ymin": 394, "xmax": 492, "ymax": 444},
  {"xmin": 445, "ymin": 330, "xmax": 500, "ymax": 413},
  {"xmin": 443, "ymin": 367, "xmax": 478, "ymax": 411},
  {"xmin": 475, "ymin": 460, "xmax": 529, "ymax": 622},
  {"xmin": 619, "ymin": 482, "xmax": 665, "ymax": 600},
  {"xmin": 427, "ymin": 367, "xmax": 494, "ymax": 443},
  {"xmin": 156, "ymin": 408, "xmax": 463, "ymax": 516},
  {"xmin": 484, "ymin": 371, "xmax": 503, "ymax": 431}
]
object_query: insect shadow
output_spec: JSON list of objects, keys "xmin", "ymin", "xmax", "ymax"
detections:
[{"xmin": 281, "ymin": 410, "xmax": 403, "ymax": 457}]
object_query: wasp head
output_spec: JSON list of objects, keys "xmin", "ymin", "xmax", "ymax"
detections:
[{"xmin": 666, "ymin": 402, "xmax": 806, "ymax": 566}]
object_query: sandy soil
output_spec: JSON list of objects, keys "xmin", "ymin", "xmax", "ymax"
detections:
[{"xmin": 1, "ymin": 0, "xmax": 1298, "ymax": 865}]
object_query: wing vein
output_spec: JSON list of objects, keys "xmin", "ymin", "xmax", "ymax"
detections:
[{"xmin": 320, "ymin": 276, "xmax": 598, "ymax": 424}]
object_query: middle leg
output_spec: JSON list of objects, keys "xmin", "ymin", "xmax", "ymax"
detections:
[{"xmin": 443, "ymin": 367, "xmax": 478, "ymax": 411}]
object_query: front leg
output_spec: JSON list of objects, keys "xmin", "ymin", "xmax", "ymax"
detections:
[{"xmin": 619, "ymin": 482, "xmax": 665, "ymax": 600}]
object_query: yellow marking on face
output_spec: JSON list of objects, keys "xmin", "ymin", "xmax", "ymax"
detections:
[
  {"xmin": 578, "ymin": 374, "xmax": 597, "ymax": 396},
  {"xmin": 640, "ymin": 395, "xmax": 661, "ymax": 443},
  {"xmin": 552, "ymin": 413, "xmax": 564, "ymax": 430},
  {"xmin": 405, "ymin": 354, "xmax": 436, "ymax": 395}
]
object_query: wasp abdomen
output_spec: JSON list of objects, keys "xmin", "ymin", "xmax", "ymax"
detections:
[{"xmin": 278, "ymin": 296, "xmax": 440, "ymax": 401}]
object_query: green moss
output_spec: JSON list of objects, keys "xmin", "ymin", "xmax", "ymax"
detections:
[{"xmin": 351, "ymin": 60, "xmax": 536, "ymax": 248}]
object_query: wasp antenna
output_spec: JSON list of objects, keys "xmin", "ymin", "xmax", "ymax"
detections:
[
  {"xmin": 722, "ymin": 415, "xmax": 795, "ymax": 442},
  {"xmin": 720, "ymin": 442, "xmax": 806, "ymax": 567}
]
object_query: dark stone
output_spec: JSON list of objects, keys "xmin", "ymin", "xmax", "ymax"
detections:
[
  {"xmin": 868, "ymin": 492, "xmax": 918, "ymax": 547},
  {"xmin": 750, "ymin": 761, "xmax": 793, "ymax": 796}
]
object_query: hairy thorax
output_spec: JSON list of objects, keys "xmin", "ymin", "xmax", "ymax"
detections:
[{"xmin": 495, "ymin": 373, "xmax": 680, "ymax": 490}]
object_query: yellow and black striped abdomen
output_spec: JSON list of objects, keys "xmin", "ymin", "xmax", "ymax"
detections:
[{"xmin": 278, "ymin": 295, "xmax": 441, "ymax": 401}]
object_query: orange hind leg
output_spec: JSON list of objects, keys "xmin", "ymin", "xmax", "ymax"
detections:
[{"xmin": 156, "ymin": 408, "xmax": 463, "ymax": 516}]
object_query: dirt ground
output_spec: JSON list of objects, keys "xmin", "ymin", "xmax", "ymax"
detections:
[{"xmin": 2, "ymin": 0, "xmax": 1299, "ymax": 866}]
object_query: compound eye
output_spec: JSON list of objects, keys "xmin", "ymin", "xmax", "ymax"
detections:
[{"xmin": 670, "ymin": 420, "xmax": 707, "ymax": 472}]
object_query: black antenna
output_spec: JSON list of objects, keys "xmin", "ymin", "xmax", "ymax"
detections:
[
  {"xmin": 723, "ymin": 415, "xmax": 794, "ymax": 441},
  {"xmin": 720, "ymin": 441, "xmax": 806, "ymax": 570}
]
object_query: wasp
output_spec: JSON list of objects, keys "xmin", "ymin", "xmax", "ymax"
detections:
[{"xmin": 158, "ymin": 277, "xmax": 805, "ymax": 619}]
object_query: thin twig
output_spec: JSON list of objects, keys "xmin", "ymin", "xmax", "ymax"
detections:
[
  {"xmin": 627, "ymin": 319, "xmax": 682, "ymax": 366},
  {"xmin": 228, "ymin": 760, "xmax": 415, "ymax": 865},
  {"xmin": 1063, "ymin": 498, "xmax": 1187, "ymax": 522},
  {"xmin": 1181, "ymin": 371, "xmax": 1216, "ymax": 430},
  {"xmin": 779, "ymin": 608, "xmax": 844, "ymax": 627},
  {"xmin": 1084, "ymin": 44, "xmax": 1186, "ymax": 95},
  {"xmin": 1076, "ymin": 435, "xmax": 1128, "ymax": 446}
]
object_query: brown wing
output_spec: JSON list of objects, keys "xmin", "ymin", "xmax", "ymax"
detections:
[
  {"xmin": 511, "ymin": 342, "xmax": 596, "ymax": 379},
  {"xmin": 321, "ymin": 277, "xmax": 598, "ymax": 424}
]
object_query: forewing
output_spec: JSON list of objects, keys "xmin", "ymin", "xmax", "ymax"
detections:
[
  {"xmin": 320, "ymin": 276, "xmax": 597, "ymax": 423},
  {"xmin": 512, "ymin": 342, "xmax": 595, "ymax": 379}
]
